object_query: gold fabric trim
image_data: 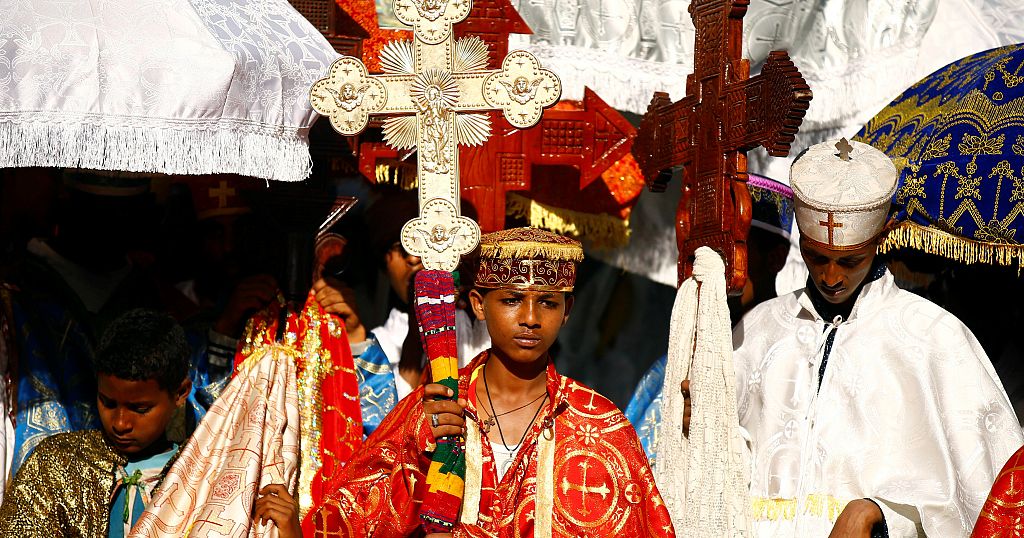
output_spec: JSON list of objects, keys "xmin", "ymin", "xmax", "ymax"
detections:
[
  {"xmin": 478, "ymin": 227, "xmax": 584, "ymax": 262},
  {"xmin": 461, "ymin": 414, "xmax": 483, "ymax": 526},
  {"xmin": 353, "ymin": 355, "xmax": 393, "ymax": 376},
  {"xmin": 460, "ymin": 365, "xmax": 486, "ymax": 526},
  {"xmin": 880, "ymin": 221, "xmax": 1024, "ymax": 267},
  {"xmin": 473, "ymin": 282, "xmax": 575, "ymax": 293},
  {"xmin": 799, "ymin": 233, "xmax": 882, "ymax": 252},
  {"xmin": 534, "ymin": 418, "xmax": 556, "ymax": 538},
  {"xmin": 505, "ymin": 192, "xmax": 631, "ymax": 249},
  {"xmin": 750, "ymin": 494, "xmax": 849, "ymax": 522}
]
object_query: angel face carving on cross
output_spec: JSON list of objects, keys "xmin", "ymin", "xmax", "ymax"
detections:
[
  {"xmin": 501, "ymin": 76, "xmax": 544, "ymax": 105},
  {"xmin": 409, "ymin": 0, "xmax": 448, "ymax": 21},
  {"xmin": 334, "ymin": 82, "xmax": 371, "ymax": 111}
]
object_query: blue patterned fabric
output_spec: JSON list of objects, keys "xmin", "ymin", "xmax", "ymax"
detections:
[
  {"xmin": 9, "ymin": 295, "xmax": 99, "ymax": 474},
  {"xmin": 182, "ymin": 329, "xmax": 233, "ymax": 427},
  {"xmin": 748, "ymin": 174, "xmax": 795, "ymax": 239},
  {"xmin": 624, "ymin": 354, "xmax": 667, "ymax": 467},
  {"xmin": 856, "ymin": 43, "xmax": 1024, "ymax": 264},
  {"xmin": 354, "ymin": 335, "xmax": 398, "ymax": 437}
]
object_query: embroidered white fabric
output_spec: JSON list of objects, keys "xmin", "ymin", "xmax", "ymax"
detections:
[
  {"xmin": 655, "ymin": 246, "xmax": 751, "ymax": 536},
  {"xmin": 734, "ymin": 271, "xmax": 1024, "ymax": 536},
  {"xmin": 551, "ymin": 0, "xmax": 1024, "ymax": 285},
  {"xmin": 791, "ymin": 139, "xmax": 897, "ymax": 247},
  {"xmin": 0, "ymin": 0, "xmax": 338, "ymax": 182}
]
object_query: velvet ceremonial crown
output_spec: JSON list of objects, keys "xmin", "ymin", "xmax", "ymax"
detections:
[
  {"xmin": 475, "ymin": 227, "xmax": 584, "ymax": 292},
  {"xmin": 790, "ymin": 138, "xmax": 898, "ymax": 250}
]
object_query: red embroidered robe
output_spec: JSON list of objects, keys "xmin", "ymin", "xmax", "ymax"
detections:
[
  {"xmin": 973, "ymin": 444, "xmax": 1024, "ymax": 537},
  {"xmin": 313, "ymin": 352, "xmax": 675, "ymax": 537}
]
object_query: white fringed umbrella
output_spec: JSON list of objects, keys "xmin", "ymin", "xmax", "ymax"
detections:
[{"xmin": 0, "ymin": 0, "xmax": 338, "ymax": 182}]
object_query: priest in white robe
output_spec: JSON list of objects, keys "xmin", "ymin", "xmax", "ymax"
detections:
[{"xmin": 731, "ymin": 139, "xmax": 1023, "ymax": 537}]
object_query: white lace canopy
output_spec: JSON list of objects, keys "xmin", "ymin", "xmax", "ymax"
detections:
[{"xmin": 0, "ymin": 0, "xmax": 339, "ymax": 182}]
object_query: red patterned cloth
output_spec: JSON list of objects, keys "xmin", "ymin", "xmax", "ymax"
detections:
[
  {"xmin": 235, "ymin": 293, "xmax": 364, "ymax": 536},
  {"xmin": 312, "ymin": 352, "xmax": 675, "ymax": 537},
  {"xmin": 973, "ymin": 445, "xmax": 1024, "ymax": 537}
]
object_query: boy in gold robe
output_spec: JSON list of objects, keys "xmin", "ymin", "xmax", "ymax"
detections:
[{"xmin": 0, "ymin": 309, "xmax": 193, "ymax": 537}]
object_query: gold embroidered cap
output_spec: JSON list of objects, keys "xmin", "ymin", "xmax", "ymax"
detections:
[
  {"xmin": 475, "ymin": 227, "xmax": 584, "ymax": 292},
  {"xmin": 791, "ymin": 138, "xmax": 898, "ymax": 250}
]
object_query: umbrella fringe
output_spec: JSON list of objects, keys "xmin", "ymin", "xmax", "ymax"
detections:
[
  {"xmin": 881, "ymin": 222, "xmax": 1024, "ymax": 269},
  {"xmin": 505, "ymin": 192, "xmax": 631, "ymax": 249},
  {"xmin": 0, "ymin": 118, "xmax": 312, "ymax": 182}
]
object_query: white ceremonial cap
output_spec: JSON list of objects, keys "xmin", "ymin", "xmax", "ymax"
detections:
[{"xmin": 790, "ymin": 138, "xmax": 898, "ymax": 250}]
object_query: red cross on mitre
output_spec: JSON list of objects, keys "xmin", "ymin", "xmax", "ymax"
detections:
[{"xmin": 818, "ymin": 211, "xmax": 844, "ymax": 247}]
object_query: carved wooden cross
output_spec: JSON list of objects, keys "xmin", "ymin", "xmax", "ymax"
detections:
[
  {"xmin": 310, "ymin": 0, "xmax": 561, "ymax": 271},
  {"xmin": 631, "ymin": 0, "xmax": 811, "ymax": 292},
  {"xmin": 359, "ymin": 87, "xmax": 634, "ymax": 232}
]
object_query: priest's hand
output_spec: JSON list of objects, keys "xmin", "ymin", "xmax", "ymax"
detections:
[
  {"xmin": 313, "ymin": 277, "xmax": 366, "ymax": 344},
  {"xmin": 680, "ymin": 380, "xmax": 691, "ymax": 437},
  {"xmin": 828, "ymin": 499, "xmax": 883, "ymax": 538},
  {"xmin": 254, "ymin": 484, "xmax": 302, "ymax": 538},
  {"xmin": 423, "ymin": 383, "xmax": 468, "ymax": 438}
]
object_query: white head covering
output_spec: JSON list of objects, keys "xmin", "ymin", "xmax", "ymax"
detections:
[{"xmin": 790, "ymin": 138, "xmax": 898, "ymax": 249}]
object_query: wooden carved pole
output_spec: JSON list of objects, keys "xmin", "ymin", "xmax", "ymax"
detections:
[{"xmin": 631, "ymin": 0, "xmax": 811, "ymax": 292}]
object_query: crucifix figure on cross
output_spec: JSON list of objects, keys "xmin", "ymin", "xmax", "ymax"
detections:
[{"xmin": 309, "ymin": 0, "xmax": 561, "ymax": 271}]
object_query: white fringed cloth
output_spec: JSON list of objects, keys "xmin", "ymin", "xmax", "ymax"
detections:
[
  {"xmin": 129, "ymin": 345, "xmax": 300, "ymax": 538},
  {"xmin": 0, "ymin": 0, "xmax": 337, "ymax": 182},
  {"xmin": 654, "ymin": 247, "xmax": 751, "ymax": 537}
]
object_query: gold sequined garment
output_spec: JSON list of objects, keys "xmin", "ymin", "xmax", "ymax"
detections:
[{"xmin": 0, "ymin": 430, "xmax": 125, "ymax": 537}]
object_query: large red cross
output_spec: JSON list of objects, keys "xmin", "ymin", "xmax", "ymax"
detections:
[{"xmin": 631, "ymin": 0, "xmax": 812, "ymax": 292}]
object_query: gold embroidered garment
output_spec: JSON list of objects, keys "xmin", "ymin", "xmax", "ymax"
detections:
[
  {"xmin": 0, "ymin": 429, "xmax": 126, "ymax": 537},
  {"xmin": 972, "ymin": 444, "xmax": 1024, "ymax": 536},
  {"xmin": 313, "ymin": 353, "xmax": 674, "ymax": 537}
]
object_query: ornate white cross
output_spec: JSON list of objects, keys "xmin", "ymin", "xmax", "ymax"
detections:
[{"xmin": 310, "ymin": 0, "xmax": 562, "ymax": 271}]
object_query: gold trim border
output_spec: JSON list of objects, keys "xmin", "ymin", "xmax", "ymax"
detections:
[{"xmin": 880, "ymin": 221, "xmax": 1024, "ymax": 267}]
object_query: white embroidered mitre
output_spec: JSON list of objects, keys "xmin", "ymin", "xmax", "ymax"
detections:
[{"xmin": 790, "ymin": 139, "xmax": 898, "ymax": 249}]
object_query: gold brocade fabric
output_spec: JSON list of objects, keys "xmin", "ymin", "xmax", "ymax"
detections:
[
  {"xmin": 475, "ymin": 227, "xmax": 583, "ymax": 292},
  {"xmin": 0, "ymin": 430, "xmax": 125, "ymax": 537},
  {"xmin": 972, "ymin": 444, "xmax": 1024, "ymax": 537},
  {"xmin": 855, "ymin": 43, "xmax": 1024, "ymax": 267}
]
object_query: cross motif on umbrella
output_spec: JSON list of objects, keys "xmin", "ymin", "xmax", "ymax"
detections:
[{"xmin": 310, "ymin": 0, "xmax": 561, "ymax": 271}]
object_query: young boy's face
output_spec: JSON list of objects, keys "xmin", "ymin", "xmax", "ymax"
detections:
[
  {"xmin": 469, "ymin": 288, "xmax": 572, "ymax": 364},
  {"xmin": 96, "ymin": 374, "xmax": 190, "ymax": 455}
]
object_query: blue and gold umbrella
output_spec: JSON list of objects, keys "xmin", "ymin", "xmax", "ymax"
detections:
[{"xmin": 856, "ymin": 43, "xmax": 1024, "ymax": 267}]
